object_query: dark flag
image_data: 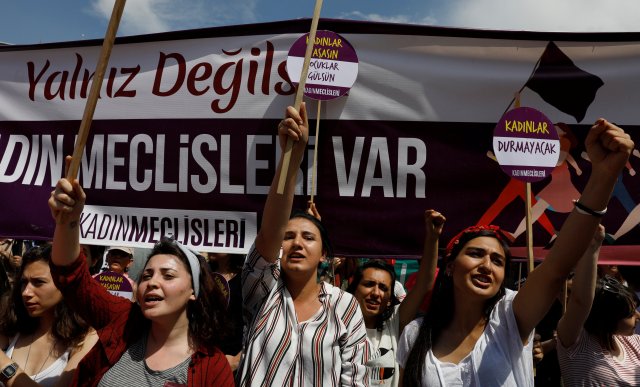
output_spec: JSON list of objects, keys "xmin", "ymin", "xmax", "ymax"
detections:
[{"xmin": 525, "ymin": 41, "xmax": 604, "ymax": 123}]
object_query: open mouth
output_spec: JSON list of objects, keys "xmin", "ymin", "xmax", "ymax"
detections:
[
  {"xmin": 471, "ymin": 275, "xmax": 492, "ymax": 288},
  {"xmin": 143, "ymin": 294, "xmax": 164, "ymax": 305},
  {"xmin": 364, "ymin": 300, "xmax": 380, "ymax": 309},
  {"xmin": 287, "ymin": 253, "xmax": 305, "ymax": 260}
]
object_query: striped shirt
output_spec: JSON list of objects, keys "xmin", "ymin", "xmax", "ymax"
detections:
[
  {"xmin": 238, "ymin": 243, "xmax": 371, "ymax": 387},
  {"xmin": 98, "ymin": 334, "xmax": 189, "ymax": 386},
  {"xmin": 557, "ymin": 329, "xmax": 640, "ymax": 386}
]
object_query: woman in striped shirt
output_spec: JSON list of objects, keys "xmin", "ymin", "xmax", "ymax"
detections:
[
  {"xmin": 238, "ymin": 103, "xmax": 371, "ymax": 387},
  {"xmin": 556, "ymin": 225, "xmax": 640, "ymax": 386}
]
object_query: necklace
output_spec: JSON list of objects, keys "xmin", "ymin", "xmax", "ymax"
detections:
[{"xmin": 19, "ymin": 334, "xmax": 55, "ymax": 376}]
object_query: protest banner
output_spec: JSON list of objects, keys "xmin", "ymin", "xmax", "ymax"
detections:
[
  {"xmin": 1, "ymin": 19, "xmax": 639, "ymax": 262},
  {"xmin": 67, "ymin": 0, "xmax": 126, "ymax": 180}
]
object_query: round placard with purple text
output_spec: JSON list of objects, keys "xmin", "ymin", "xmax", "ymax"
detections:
[
  {"xmin": 286, "ymin": 30, "xmax": 359, "ymax": 100},
  {"xmin": 493, "ymin": 107, "xmax": 560, "ymax": 182},
  {"xmin": 94, "ymin": 271, "xmax": 133, "ymax": 300}
]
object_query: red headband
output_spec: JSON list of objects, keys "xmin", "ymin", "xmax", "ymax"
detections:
[{"xmin": 445, "ymin": 225, "xmax": 513, "ymax": 258}]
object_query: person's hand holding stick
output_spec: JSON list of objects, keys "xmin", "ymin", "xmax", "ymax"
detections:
[{"xmin": 276, "ymin": 0, "xmax": 323, "ymax": 194}]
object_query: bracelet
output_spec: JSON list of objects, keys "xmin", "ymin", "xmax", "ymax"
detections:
[{"xmin": 573, "ymin": 200, "xmax": 607, "ymax": 217}]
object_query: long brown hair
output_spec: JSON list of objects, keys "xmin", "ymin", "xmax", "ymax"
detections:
[
  {"xmin": 0, "ymin": 244, "xmax": 90, "ymax": 349},
  {"xmin": 402, "ymin": 227, "xmax": 511, "ymax": 386}
]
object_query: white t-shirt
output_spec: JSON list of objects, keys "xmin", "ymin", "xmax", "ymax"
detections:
[
  {"xmin": 3, "ymin": 334, "xmax": 71, "ymax": 387},
  {"xmin": 367, "ymin": 304, "xmax": 401, "ymax": 387},
  {"xmin": 397, "ymin": 289, "xmax": 534, "ymax": 386}
]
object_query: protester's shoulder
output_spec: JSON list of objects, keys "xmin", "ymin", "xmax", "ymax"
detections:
[
  {"xmin": 67, "ymin": 329, "xmax": 99, "ymax": 370},
  {"xmin": 504, "ymin": 288, "xmax": 517, "ymax": 299},
  {"xmin": 243, "ymin": 242, "xmax": 276, "ymax": 270},
  {"xmin": 399, "ymin": 317, "xmax": 423, "ymax": 346},
  {"xmin": 75, "ymin": 329, "xmax": 99, "ymax": 352},
  {"xmin": 322, "ymin": 283, "xmax": 365, "ymax": 323},
  {"xmin": 488, "ymin": 288, "xmax": 518, "ymax": 323},
  {"xmin": 405, "ymin": 317, "xmax": 423, "ymax": 331},
  {"xmin": 498, "ymin": 288, "xmax": 517, "ymax": 305},
  {"xmin": 324, "ymin": 281, "xmax": 357, "ymax": 304},
  {"xmin": 198, "ymin": 347, "xmax": 235, "ymax": 385},
  {"xmin": 621, "ymin": 333, "xmax": 640, "ymax": 347}
]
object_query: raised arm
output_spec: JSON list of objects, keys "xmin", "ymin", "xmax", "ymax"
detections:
[
  {"xmin": 398, "ymin": 209, "xmax": 445, "ymax": 332},
  {"xmin": 513, "ymin": 119, "xmax": 633, "ymax": 341},
  {"xmin": 254, "ymin": 104, "xmax": 309, "ymax": 262},
  {"xmin": 556, "ymin": 225, "xmax": 604, "ymax": 347},
  {"xmin": 48, "ymin": 156, "xmax": 84, "ymax": 266}
]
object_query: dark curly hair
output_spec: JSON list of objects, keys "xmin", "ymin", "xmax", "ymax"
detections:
[
  {"xmin": 402, "ymin": 228, "xmax": 511, "ymax": 386},
  {"xmin": 143, "ymin": 239, "xmax": 229, "ymax": 350},
  {"xmin": 0, "ymin": 244, "xmax": 90, "ymax": 349},
  {"xmin": 346, "ymin": 259, "xmax": 398, "ymax": 331}
]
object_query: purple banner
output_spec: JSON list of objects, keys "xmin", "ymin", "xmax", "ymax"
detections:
[{"xmin": 2, "ymin": 19, "xmax": 640, "ymax": 262}]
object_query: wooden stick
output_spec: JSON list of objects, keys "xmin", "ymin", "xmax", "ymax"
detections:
[
  {"xmin": 276, "ymin": 0, "xmax": 324, "ymax": 194},
  {"xmin": 310, "ymin": 100, "xmax": 322, "ymax": 203},
  {"xmin": 66, "ymin": 0, "xmax": 126, "ymax": 180},
  {"xmin": 563, "ymin": 278, "xmax": 568, "ymax": 313},
  {"xmin": 526, "ymin": 182, "xmax": 535, "ymax": 272},
  {"xmin": 513, "ymin": 92, "xmax": 535, "ymax": 272}
]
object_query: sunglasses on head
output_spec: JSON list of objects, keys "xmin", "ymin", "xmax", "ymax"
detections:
[{"xmin": 599, "ymin": 275, "xmax": 623, "ymax": 295}]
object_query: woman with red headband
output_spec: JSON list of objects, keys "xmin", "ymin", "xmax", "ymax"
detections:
[{"xmin": 397, "ymin": 119, "xmax": 634, "ymax": 386}]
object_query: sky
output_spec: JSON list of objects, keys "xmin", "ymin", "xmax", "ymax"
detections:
[{"xmin": 1, "ymin": 0, "xmax": 640, "ymax": 46}]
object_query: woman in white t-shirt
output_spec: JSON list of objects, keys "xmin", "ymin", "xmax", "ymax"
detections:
[
  {"xmin": 397, "ymin": 119, "xmax": 634, "ymax": 386},
  {"xmin": 0, "ymin": 245, "xmax": 97, "ymax": 387},
  {"xmin": 556, "ymin": 225, "xmax": 640, "ymax": 386}
]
